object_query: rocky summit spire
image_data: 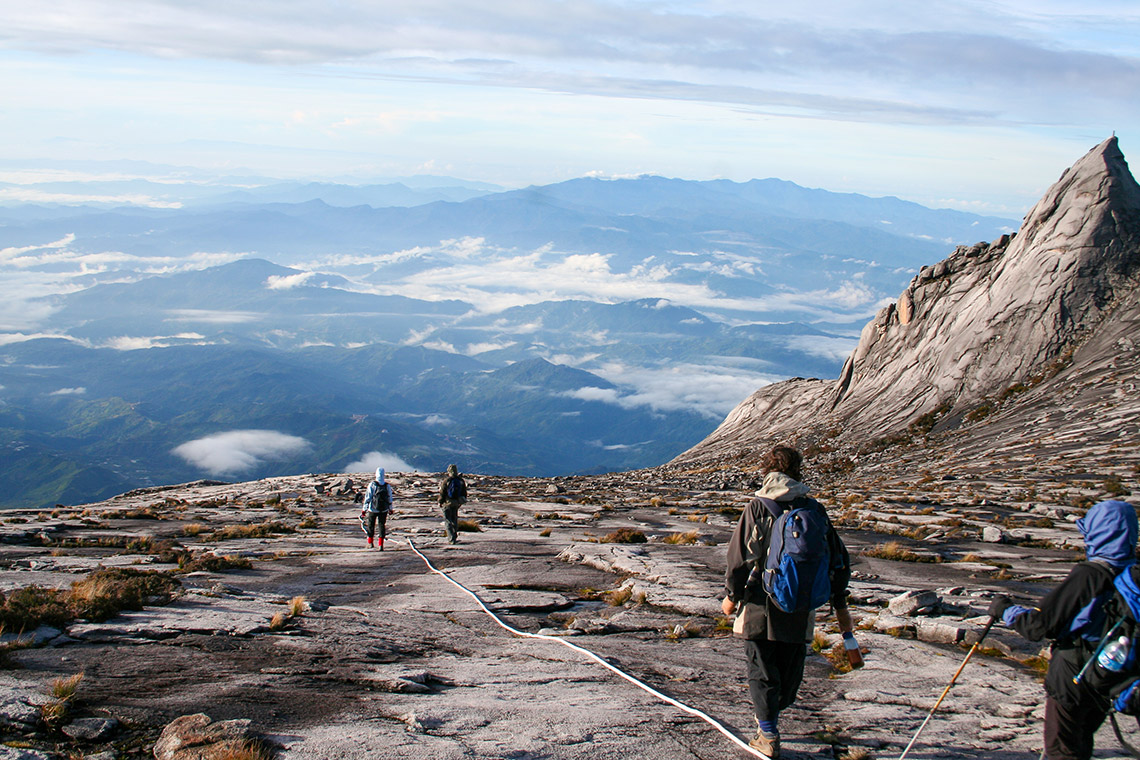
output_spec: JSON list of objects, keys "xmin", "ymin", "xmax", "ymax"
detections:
[{"xmin": 676, "ymin": 137, "xmax": 1140, "ymax": 467}]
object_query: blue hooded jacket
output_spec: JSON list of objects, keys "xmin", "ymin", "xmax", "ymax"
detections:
[
  {"xmin": 1003, "ymin": 500, "xmax": 1138, "ymax": 631},
  {"xmin": 1077, "ymin": 500, "xmax": 1139, "ymax": 568}
]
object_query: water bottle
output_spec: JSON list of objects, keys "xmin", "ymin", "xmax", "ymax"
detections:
[
  {"xmin": 843, "ymin": 631, "xmax": 865, "ymax": 669},
  {"xmin": 1098, "ymin": 635, "xmax": 1132, "ymax": 672}
]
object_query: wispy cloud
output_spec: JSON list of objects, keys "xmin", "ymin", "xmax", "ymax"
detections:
[{"xmin": 172, "ymin": 429, "xmax": 311, "ymax": 475}]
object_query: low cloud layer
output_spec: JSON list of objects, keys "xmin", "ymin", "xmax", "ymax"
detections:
[
  {"xmin": 172, "ymin": 430, "xmax": 311, "ymax": 476},
  {"xmin": 344, "ymin": 450, "xmax": 416, "ymax": 474}
]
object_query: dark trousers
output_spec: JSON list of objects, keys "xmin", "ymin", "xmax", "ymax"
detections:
[
  {"xmin": 744, "ymin": 638, "xmax": 806, "ymax": 726},
  {"xmin": 1044, "ymin": 694, "xmax": 1109, "ymax": 760},
  {"xmin": 362, "ymin": 511, "xmax": 387, "ymax": 540},
  {"xmin": 442, "ymin": 501, "xmax": 461, "ymax": 542}
]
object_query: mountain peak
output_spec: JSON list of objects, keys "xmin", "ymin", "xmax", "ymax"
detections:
[{"xmin": 674, "ymin": 137, "xmax": 1140, "ymax": 467}]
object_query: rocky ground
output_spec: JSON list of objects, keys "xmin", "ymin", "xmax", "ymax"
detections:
[{"xmin": 2, "ymin": 468, "xmax": 1139, "ymax": 759}]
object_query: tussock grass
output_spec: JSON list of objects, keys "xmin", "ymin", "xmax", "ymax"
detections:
[
  {"xmin": 864, "ymin": 541, "xmax": 940, "ymax": 563},
  {"xmin": 606, "ymin": 587, "xmax": 634, "ymax": 606},
  {"xmin": 662, "ymin": 530, "xmax": 699, "ymax": 545},
  {"xmin": 288, "ymin": 596, "xmax": 306, "ymax": 617},
  {"xmin": 215, "ymin": 741, "xmax": 275, "ymax": 760},
  {"xmin": 182, "ymin": 523, "xmax": 206, "ymax": 537},
  {"xmin": 538, "ymin": 527, "xmax": 552, "ymax": 537},
  {"xmin": 600, "ymin": 527, "xmax": 646, "ymax": 544},
  {"xmin": 269, "ymin": 611, "xmax": 289, "ymax": 631},
  {"xmin": 457, "ymin": 519, "xmax": 482, "ymax": 533},
  {"xmin": 41, "ymin": 672, "xmax": 83, "ymax": 725}
]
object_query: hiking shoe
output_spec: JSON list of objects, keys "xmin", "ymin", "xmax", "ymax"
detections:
[
  {"xmin": 366, "ymin": 538, "xmax": 373, "ymax": 548},
  {"xmin": 748, "ymin": 731, "xmax": 779, "ymax": 758},
  {"xmin": 377, "ymin": 538, "xmax": 384, "ymax": 551}
]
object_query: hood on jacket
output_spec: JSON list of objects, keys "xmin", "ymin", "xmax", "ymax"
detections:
[
  {"xmin": 1077, "ymin": 500, "xmax": 1138, "ymax": 567},
  {"xmin": 375, "ymin": 467, "xmax": 386, "ymax": 483},
  {"xmin": 755, "ymin": 471, "xmax": 810, "ymax": 502}
]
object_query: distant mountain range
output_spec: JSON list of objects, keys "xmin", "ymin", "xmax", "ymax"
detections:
[{"xmin": 0, "ymin": 166, "xmax": 1020, "ymax": 507}]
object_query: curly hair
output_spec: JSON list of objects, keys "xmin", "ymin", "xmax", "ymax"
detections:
[{"xmin": 760, "ymin": 445, "xmax": 803, "ymax": 482}]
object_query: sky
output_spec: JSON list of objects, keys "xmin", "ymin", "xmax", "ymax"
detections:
[{"xmin": 2, "ymin": 1, "xmax": 1139, "ymax": 216}]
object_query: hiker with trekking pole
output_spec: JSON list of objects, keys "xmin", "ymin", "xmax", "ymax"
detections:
[
  {"xmin": 722, "ymin": 446, "xmax": 855, "ymax": 759},
  {"xmin": 985, "ymin": 499, "xmax": 1139, "ymax": 760}
]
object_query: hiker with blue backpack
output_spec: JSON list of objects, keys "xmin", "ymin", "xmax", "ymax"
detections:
[
  {"xmin": 991, "ymin": 499, "xmax": 1139, "ymax": 760},
  {"xmin": 438, "ymin": 464, "xmax": 468, "ymax": 544},
  {"xmin": 360, "ymin": 467, "xmax": 394, "ymax": 550},
  {"xmin": 722, "ymin": 446, "xmax": 852, "ymax": 759}
]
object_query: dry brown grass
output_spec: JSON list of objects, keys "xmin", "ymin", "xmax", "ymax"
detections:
[
  {"xmin": 269, "ymin": 611, "xmax": 289, "ymax": 631},
  {"xmin": 600, "ymin": 527, "xmax": 647, "ymax": 544},
  {"xmin": 457, "ymin": 519, "xmax": 483, "ymax": 533},
  {"xmin": 662, "ymin": 530, "xmax": 699, "ymax": 545},
  {"xmin": 288, "ymin": 596, "xmax": 306, "ymax": 617},
  {"xmin": 41, "ymin": 672, "xmax": 83, "ymax": 725}
]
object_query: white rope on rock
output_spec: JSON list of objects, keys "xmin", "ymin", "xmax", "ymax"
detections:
[{"xmin": 399, "ymin": 536, "xmax": 768, "ymax": 759}]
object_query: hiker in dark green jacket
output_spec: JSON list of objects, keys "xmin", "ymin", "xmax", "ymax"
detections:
[{"xmin": 438, "ymin": 464, "xmax": 468, "ymax": 544}]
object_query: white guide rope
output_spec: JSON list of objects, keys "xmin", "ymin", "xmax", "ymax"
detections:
[{"xmin": 400, "ymin": 537, "xmax": 768, "ymax": 759}]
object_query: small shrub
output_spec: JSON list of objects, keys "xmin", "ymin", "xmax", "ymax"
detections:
[
  {"xmin": 662, "ymin": 530, "xmax": 699, "ymax": 545},
  {"xmin": 650, "ymin": 496, "xmax": 668, "ymax": 508},
  {"xmin": 209, "ymin": 521, "xmax": 296, "ymax": 541},
  {"xmin": 457, "ymin": 519, "xmax": 482, "ymax": 533},
  {"xmin": 0, "ymin": 586, "xmax": 72, "ymax": 629},
  {"xmin": 182, "ymin": 523, "xmax": 206, "ymax": 537},
  {"xmin": 69, "ymin": 568, "xmax": 180, "ymax": 622},
  {"xmin": 177, "ymin": 553, "xmax": 252, "ymax": 574},
  {"xmin": 601, "ymin": 528, "xmax": 647, "ymax": 544},
  {"xmin": 298, "ymin": 517, "xmax": 319, "ymax": 529}
]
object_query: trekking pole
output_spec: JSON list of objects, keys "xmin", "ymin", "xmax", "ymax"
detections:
[{"xmin": 896, "ymin": 614, "xmax": 997, "ymax": 760}]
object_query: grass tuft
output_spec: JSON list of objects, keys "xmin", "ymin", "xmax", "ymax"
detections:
[
  {"xmin": 288, "ymin": 596, "xmax": 306, "ymax": 617},
  {"xmin": 600, "ymin": 527, "xmax": 647, "ymax": 544},
  {"xmin": 457, "ymin": 519, "xmax": 483, "ymax": 533},
  {"xmin": 662, "ymin": 530, "xmax": 699, "ymax": 545}
]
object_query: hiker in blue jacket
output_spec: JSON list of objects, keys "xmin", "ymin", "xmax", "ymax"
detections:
[
  {"xmin": 991, "ymin": 499, "xmax": 1138, "ymax": 760},
  {"xmin": 360, "ymin": 468, "xmax": 394, "ymax": 550},
  {"xmin": 722, "ymin": 446, "xmax": 850, "ymax": 759}
]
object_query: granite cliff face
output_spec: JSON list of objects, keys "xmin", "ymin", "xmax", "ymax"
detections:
[{"xmin": 677, "ymin": 137, "xmax": 1140, "ymax": 470}]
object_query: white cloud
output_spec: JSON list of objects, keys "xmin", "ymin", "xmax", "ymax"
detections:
[
  {"xmin": 344, "ymin": 450, "xmax": 416, "ymax": 473},
  {"xmin": 172, "ymin": 430, "xmax": 311, "ymax": 476},
  {"xmin": 48, "ymin": 387, "xmax": 86, "ymax": 395},
  {"xmin": 164, "ymin": 309, "xmax": 261, "ymax": 324},
  {"xmin": 0, "ymin": 332, "xmax": 88, "ymax": 346},
  {"xmin": 561, "ymin": 386, "xmax": 621, "ymax": 404},
  {"xmin": 465, "ymin": 341, "xmax": 514, "ymax": 355},
  {"xmin": 422, "ymin": 414, "xmax": 454, "ymax": 427},
  {"xmin": 589, "ymin": 360, "xmax": 784, "ymax": 419},
  {"xmin": 265, "ymin": 272, "xmax": 315, "ymax": 290},
  {"xmin": 785, "ymin": 335, "xmax": 860, "ymax": 362},
  {"xmin": 103, "ymin": 333, "xmax": 210, "ymax": 350}
]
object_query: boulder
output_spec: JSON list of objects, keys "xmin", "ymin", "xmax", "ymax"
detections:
[
  {"xmin": 153, "ymin": 713, "xmax": 260, "ymax": 760},
  {"xmin": 888, "ymin": 590, "xmax": 940, "ymax": 616},
  {"xmin": 62, "ymin": 716, "xmax": 119, "ymax": 742},
  {"xmin": 982, "ymin": 526, "xmax": 1005, "ymax": 543}
]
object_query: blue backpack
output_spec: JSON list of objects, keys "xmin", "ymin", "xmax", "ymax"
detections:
[{"xmin": 759, "ymin": 497, "xmax": 835, "ymax": 613}]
